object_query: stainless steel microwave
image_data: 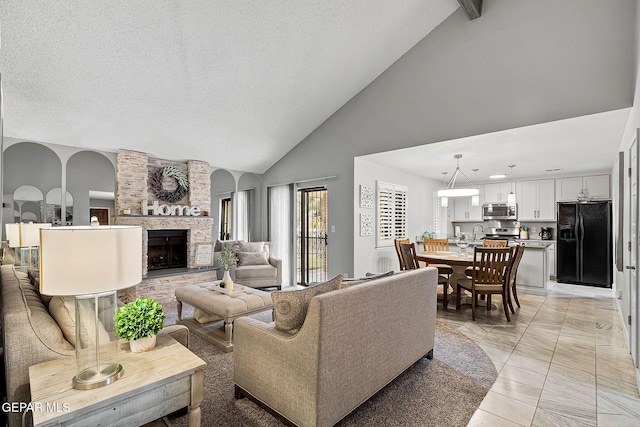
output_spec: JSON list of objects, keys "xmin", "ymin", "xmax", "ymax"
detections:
[{"xmin": 482, "ymin": 203, "xmax": 517, "ymax": 220}]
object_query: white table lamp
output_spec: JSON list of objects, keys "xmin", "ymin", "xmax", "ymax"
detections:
[
  {"xmin": 5, "ymin": 223, "xmax": 52, "ymax": 270},
  {"xmin": 39, "ymin": 225, "xmax": 142, "ymax": 389}
]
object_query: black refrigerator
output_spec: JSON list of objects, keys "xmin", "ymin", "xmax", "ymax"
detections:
[{"xmin": 557, "ymin": 201, "xmax": 612, "ymax": 287}]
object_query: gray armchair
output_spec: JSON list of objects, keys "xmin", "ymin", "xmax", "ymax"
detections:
[{"xmin": 215, "ymin": 241, "xmax": 282, "ymax": 290}]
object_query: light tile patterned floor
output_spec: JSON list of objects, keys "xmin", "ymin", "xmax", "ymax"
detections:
[{"xmin": 437, "ymin": 281, "xmax": 640, "ymax": 426}]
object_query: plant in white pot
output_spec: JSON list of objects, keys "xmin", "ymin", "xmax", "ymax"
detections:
[
  {"xmin": 219, "ymin": 245, "xmax": 238, "ymax": 291},
  {"xmin": 116, "ymin": 297, "xmax": 165, "ymax": 353}
]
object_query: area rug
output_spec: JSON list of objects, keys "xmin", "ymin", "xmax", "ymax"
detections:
[{"xmin": 163, "ymin": 302, "xmax": 497, "ymax": 427}]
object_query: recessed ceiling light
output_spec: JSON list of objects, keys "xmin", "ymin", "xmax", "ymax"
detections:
[{"xmin": 489, "ymin": 174, "xmax": 506, "ymax": 179}]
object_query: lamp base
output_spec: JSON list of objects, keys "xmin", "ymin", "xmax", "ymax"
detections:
[{"xmin": 73, "ymin": 363, "xmax": 123, "ymax": 390}]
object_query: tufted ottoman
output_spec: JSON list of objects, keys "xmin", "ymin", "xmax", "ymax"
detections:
[{"xmin": 175, "ymin": 282, "xmax": 273, "ymax": 352}]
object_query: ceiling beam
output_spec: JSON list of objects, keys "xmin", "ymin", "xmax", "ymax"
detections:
[{"xmin": 457, "ymin": 0, "xmax": 483, "ymax": 20}]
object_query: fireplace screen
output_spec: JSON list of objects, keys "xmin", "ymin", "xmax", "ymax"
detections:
[{"xmin": 147, "ymin": 230, "xmax": 188, "ymax": 271}]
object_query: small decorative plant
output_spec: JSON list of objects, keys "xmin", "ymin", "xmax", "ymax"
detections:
[
  {"xmin": 115, "ymin": 297, "xmax": 165, "ymax": 342},
  {"xmin": 219, "ymin": 245, "xmax": 238, "ymax": 271}
]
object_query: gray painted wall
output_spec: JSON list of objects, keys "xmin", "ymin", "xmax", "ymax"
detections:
[{"xmin": 262, "ymin": 0, "xmax": 636, "ymax": 278}]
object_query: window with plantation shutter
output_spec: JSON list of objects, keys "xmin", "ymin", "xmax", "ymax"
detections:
[{"xmin": 376, "ymin": 182, "xmax": 407, "ymax": 247}]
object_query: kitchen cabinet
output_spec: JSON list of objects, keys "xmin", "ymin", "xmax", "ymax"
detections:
[
  {"xmin": 483, "ymin": 182, "xmax": 514, "ymax": 203},
  {"xmin": 453, "ymin": 193, "xmax": 482, "ymax": 221},
  {"xmin": 452, "ymin": 187, "xmax": 483, "ymax": 222},
  {"xmin": 556, "ymin": 174, "xmax": 610, "ymax": 202},
  {"xmin": 517, "ymin": 245, "xmax": 549, "ymax": 295},
  {"xmin": 516, "ymin": 179, "xmax": 555, "ymax": 221}
]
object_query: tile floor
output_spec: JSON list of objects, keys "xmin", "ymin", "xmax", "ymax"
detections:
[{"xmin": 437, "ymin": 281, "xmax": 640, "ymax": 426}]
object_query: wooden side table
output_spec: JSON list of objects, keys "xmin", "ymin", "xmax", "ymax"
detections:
[{"xmin": 29, "ymin": 334, "xmax": 206, "ymax": 427}]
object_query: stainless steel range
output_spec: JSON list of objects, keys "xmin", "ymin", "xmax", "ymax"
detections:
[{"xmin": 483, "ymin": 221, "xmax": 520, "ymax": 241}]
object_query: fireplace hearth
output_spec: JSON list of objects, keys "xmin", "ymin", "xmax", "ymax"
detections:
[{"xmin": 147, "ymin": 230, "xmax": 188, "ymax": 271}]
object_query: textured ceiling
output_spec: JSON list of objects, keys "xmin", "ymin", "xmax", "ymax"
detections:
[{"xmin": 0, "ymin": 0, "xmax": 459, "ymax": 173}]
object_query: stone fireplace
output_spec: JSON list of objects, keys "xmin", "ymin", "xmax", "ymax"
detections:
[{"xmin": 114, "ymin": 149, "xmax": 213, "ymax": 277}]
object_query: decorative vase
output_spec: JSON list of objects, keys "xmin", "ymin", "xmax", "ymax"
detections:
[
  {"xmin": 129, "ymin": 334, "xmax": 156, "ymax": 353},
  {"xmin": 222, "ymin": 270, "xmax": 234, "ymax": 291}
]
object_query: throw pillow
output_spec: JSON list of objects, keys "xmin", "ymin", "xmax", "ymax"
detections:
[
  {"xmin": 237, "ymin": 251, "xmax": 269, "ymax": 266},
  {"xmin": 49, "ymin": 296, "xmax": 111, "ymax": 347},
  {"xmin": 239, "ymin": 241, "xmax": 264, "ymax": 253},
  {"xmin": 272, "ymin": 274, "xmax": 342, "ymax": 334}
]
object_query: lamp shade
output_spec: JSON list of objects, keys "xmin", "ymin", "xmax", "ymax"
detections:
[
  {"xmin": 5, "ymin": 222, "xmax": 52, "ymax": 247},
  {"xmin": 39, "ymin": 226, "xmax": 142, "ymax": 296},
  {"xmin": 5, "ymin": 223, "xmax": 20, "ymax": 248},
  {"xmin": 437, "ymin": 188, "xmax": 480, "ymax": 197},
  {"xmin": 20, "ymin": 223, "xmax": 52, "ymax": 247}
]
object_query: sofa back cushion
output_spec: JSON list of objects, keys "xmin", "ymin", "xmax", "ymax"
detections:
[
  {"xmin": 49, "ymin": 296, "xmax": 112, "ymax": 347},
  {"xmin": 272, "ymin": 274, "xmax": 342, "ymax": 333}
]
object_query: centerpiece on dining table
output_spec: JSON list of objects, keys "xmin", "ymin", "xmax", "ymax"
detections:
[{"xmin": 455, "ymin": 232, "xmax": 470, "ymax": 256}]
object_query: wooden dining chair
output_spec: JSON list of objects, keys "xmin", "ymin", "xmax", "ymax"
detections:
[
  {"xmin": 401, "ymin": 242, "xmax": 450, "ymax": 308},
  {"xmin": 482, "ymin": 239, "xmax": 508, "ymax": 247},
  {"xmin": 423, "ymin": 238, "xmax": 453, "ymax": 307},
  {"xmin": 394, "ymin": 238, "xmax": 410, "ymax": 270},
  {"xmin": 399, "ymin": 242, "xmax": 419, "ymax": 270},
  {"xmin": 456, "ymin": 246, "xmax": 512, "ymax": 321},
  {"xmin": 506, "ymin": 244, "xmax": 525, "ymax": 313},
  {"xmin": 466, "ymin": 239, "xmax": 509, "ymax": 278}
]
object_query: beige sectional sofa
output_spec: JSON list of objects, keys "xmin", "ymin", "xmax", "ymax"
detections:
[
  {"xmin": 233, "ymin": 267, "xmax": 438, "ymax": 427},
  {"xmin": 0, "ymin": 264, "xmax": 189, "ymax": 427}
]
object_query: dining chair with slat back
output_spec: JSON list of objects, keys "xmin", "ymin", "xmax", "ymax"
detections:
[
  {"xmin": 506, "ymin": 244, "xmax": 525, "ymax": 313},
  {"xmin": 423, "ymin": 238, "xmax": 454, "ymax": 308},
  {"xmin": 482, "ymin": 239, "xmax": 509, "ymax": 247},
  {"xmin": 399, "ymin": 242, "xmax": 419, "ymax": 270},
  {"xmin": 394, "ymin": 238, "xmax": 410, "ymax": 270},
  {"xmin": 456, "ymin": 246, "xmax": 512, "ymax": 321},
  {"xmin": 466, "ymin": 239, "xmax": 509, "ymax": 278}
]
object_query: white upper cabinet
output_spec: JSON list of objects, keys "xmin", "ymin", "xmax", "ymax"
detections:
[
  {"xmin": 583, "ymin": 175, "xmax": 610, "ymax": 200},
  {"xmin": 516, "ymin": 179, "xmax": 555, "ymax": 221},
  {"xmin": 556, "ymin": 174, "xmax": 610, "ymax": 201},
  {"xmin": 483, "ymin": 182, "xmax": 514, "ymax": 203},
  {"xmin": 452, "ymin": 189, "xmax": 483, "ymax": 222}
]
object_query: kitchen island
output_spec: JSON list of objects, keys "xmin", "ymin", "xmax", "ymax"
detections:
[{"xmin": 446, "ymin": 239, "xmax": 551, "ymax": 295}]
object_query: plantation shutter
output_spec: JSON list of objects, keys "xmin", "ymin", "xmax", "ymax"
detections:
[{"xmin": 376, "ymin": 182, "xmax": 407, "ymax": 247}]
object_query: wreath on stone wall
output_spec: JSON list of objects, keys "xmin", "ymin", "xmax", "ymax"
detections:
[{"xmin": 150, "ymin": 166, "xmax": 189, "ymax": 203}]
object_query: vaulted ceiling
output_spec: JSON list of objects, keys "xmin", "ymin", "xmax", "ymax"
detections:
[{"xmin": 0, "ymin": 0, "xmax": 460, "ymax": 173}]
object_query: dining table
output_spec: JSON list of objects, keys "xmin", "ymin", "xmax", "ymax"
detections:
[{"xmin": 415, "ymin": 249, "xmax": 483, "ymax": 308}]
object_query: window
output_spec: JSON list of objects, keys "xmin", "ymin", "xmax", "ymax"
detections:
[
  {"xmin": 220, "ymin": 197, "xmax": 231, "ymax": 240},
  {"xmin": 376, "ymin": 182, "xmax": 407, "ymax": 247}
]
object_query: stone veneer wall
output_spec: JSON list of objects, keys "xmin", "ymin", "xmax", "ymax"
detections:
[
  {"xmin": 120, "ymin": 270, "xmax": 220, "ymax": 304},
  {"xmin": 115, "ymin": 149, "xmax": 213, "ymax": 277}
]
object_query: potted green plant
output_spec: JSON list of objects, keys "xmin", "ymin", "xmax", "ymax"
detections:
[
  {"xmin": 219, "ymin": 245, "xmax": 238, "ymax": 290},
  {"xmin": 116, "ymin": 297, "xmax": 165, "ymax": 352}
]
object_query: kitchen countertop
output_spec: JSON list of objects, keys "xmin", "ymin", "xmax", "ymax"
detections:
[{"xmin": 446, "ymin": 238, "xmax": 554, "ymax": 249}]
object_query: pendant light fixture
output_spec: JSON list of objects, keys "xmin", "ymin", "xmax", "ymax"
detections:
[
  {"xmin": 507, "ymin": 165, "xmax": 516, "ymax": 206},
  {"xmin": 437, "ymin": 154, "xmax": 479, "ymax": 197},
  {"xmin": 440, "ymin": 172, "xmax": 448, "ymax": 207},
  {"xmin": 471, "ymin": 169, "xmax": 480, "ymax": 206}
]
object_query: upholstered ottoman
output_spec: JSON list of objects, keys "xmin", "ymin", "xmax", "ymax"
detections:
[{"xmin": 175, "ymin": 282, "xmax": 273, "ymax": 352}]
